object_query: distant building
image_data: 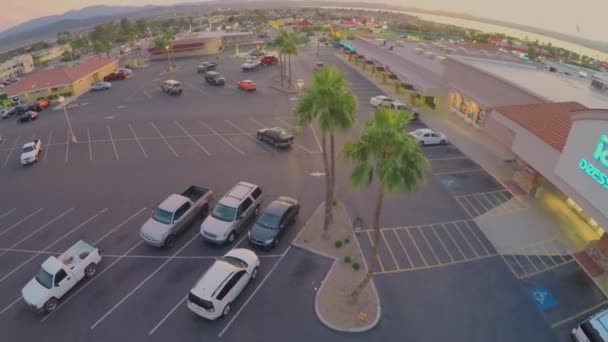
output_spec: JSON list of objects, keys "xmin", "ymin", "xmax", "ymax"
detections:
[
  {"xmin": 0, "ymin": 54, "xmax": 34, "ymax": 82},
  {"xmin": 4, "ymin": 57, "xmax": 117, "ymax": 102},
  {"xmin": 144, "ymin": 31, "xmax": 253, "ymax": 60}
]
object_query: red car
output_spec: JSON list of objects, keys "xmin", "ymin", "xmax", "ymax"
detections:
[
  {"xmin": 260, "ymin": 56, "xmax": 278, "ymax": 66},
  {"xmin": 238, "ymin": 80, "xmax": 257, "ymax": 92},
  {"xmin": 103, "ymin": 72, "xmax": 126, "ymax": 82},
  {"xmin": 34, "ymin": 100, "xmax": 50, "ymax": 111}
]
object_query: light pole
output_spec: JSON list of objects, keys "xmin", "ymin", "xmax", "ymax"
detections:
[
  {"xmin": 296, "ymin": 79, "xmax": 304, "ymax": 96},
  {"xmin": 58, "ymin": 97, "xmax": 77, "ymax": 143}
]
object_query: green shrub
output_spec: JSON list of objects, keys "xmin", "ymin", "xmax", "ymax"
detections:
[
  {"xmin": 344, "ymin": 255, "xmax": 352, "ymax": 263},
  {"xmin": 352, "ymin": 262, "xmax": 361, "ymax": 271},
  {"xmin": 334, "ymin": 240, "xmax": 343, "ymax": 248}
]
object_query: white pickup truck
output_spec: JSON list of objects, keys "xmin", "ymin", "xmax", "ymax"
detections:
[{"xmin": 22, "ymin": 240, "xmax": 101, "ymax": 313}]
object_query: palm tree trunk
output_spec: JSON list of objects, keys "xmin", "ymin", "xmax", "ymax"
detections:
[
  {"xmin": 288, "ymin": 53, "xmax": 292, "ymax": 87},
  {"xmin": 352, "ymin": 184, "xmax": 384, "ymax": 300},
  {"xmin": 328, "ymin": 131, "xmax": 336, "ymax": 222},
  {"xmin": 321, "ymin": 132, "xmax": 331, "ymax": 237},
  {"xmin": 279, "ymin": 53, "xmax": 284, "ymax": 85}
]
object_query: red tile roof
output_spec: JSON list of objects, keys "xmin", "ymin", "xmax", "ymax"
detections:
[
  {"xmin": 494, "ymin": 101, "xmax": 588, "ymax": 151},
  {"xmin": 5, "ymin": 57, "xmax": 116, "ymax": 96}
]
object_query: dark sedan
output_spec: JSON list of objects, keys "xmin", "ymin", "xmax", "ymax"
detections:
[
  {"xmin": 197, "ymin": 62, "xmax": 217, "ymax": 73},
  {"xmin": 17, "ymin": 111, "xmax": 38, "ymax": 124},
  {"xmin": 204, "ymin": 71, "xmax": 225, "ymax": 86},
  {"xmin": 248, "ymin": 197, "xmax": 300, "ymax": 249},
  {"xmin": 256, "ymin": 127, "xmax": 294, "ymax": 148}
]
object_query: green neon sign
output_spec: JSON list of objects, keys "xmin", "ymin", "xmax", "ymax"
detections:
[{"xmin": 579, "ymin": 135, "xmax": 608, "ymax": 190}]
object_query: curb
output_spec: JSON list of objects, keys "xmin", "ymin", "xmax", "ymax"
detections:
[{"xmin": 291, "ymin": 202, "xmax": 381, "ymax": 333}]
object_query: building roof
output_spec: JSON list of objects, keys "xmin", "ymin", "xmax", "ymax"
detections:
[
  {"xmin": 494, "ymin": 101, "xmax": 588, "ymax": 151},
  {"xmin": 5, "ymin": 57, "xmax": 116, "ymax": 96},
  {"xmin": 453, "ymin": 56, "xmax": 608, "ymax": 109}
]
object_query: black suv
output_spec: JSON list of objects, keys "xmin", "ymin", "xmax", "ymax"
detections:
[
  {"xmin": 197, "ymin": 62, "xmax": 217, "ymax": 73},
  {"xmin": 204, "ymin": 71, "xmax": 225, "ymax": 86}
]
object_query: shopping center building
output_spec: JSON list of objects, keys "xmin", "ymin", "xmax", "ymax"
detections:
[{"xmin": 144, "ymin": 31, "xmax": 254, "ymax": 60}]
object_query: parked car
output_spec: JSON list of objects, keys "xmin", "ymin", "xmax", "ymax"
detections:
[
  {"xmin": 241, "ymin": 60, "xmax": 261, "ymax": 72},
  {"xmin": 248, "ymin": 197, "xmax": 300, "ymax": 249},
  {"xmin": 369, "ymin": 95, "xmax": 406, "ymax": 110},
  {"xmin": 260, "ymin": 56, "xmax": 278, "ymax": 66},
  {"xmin": 140, "ymin": 185, "xmax": 214, "ymax": 248},
  {"xmin": 256, "ymin": 127, "xmax": 294, "ymax": 148},
  {"xmin": 197, "ymin": 62, "xmax": 217, "ymax": 73},
  {"xmin": 90, "ymin": 82, "xmax": 112, "ymax": 92},
  {"xmin": 117, "ymin": 68, "xmax": 132, "ymax": 76},
  {"xmin": 238, "ymin": 80, "xmax": 256, "ymax": 92},
  {"xmin": 34, "ymin": 100, "xmax": 50, "ymax": 111},
  {"xmin": 103, "ymin": 72, "xmax": 126, "ymax": 82},
  {"xmin": 249, "ymin": 50, "xmax": 266, "ymax": 57},
  {"xmin": 572, "ymin": 308, "xmax": 608, "ymax": 342},
  {"xmin": 314, "ymin": 62, "xmax": 325, "ymax": 70},
  {"xmin": 187, "ymin": 248, "xmax": 259, "ymax": 320},
  {"xmin": 20, "ymin": 139, "xmax": 42, "ymax": 165},
  {"xmin": 0, "ymin": 135, "xmax": 2, "ymax": 143},
  {"xmin": 17, "ymin": 111, "xmax": 38, "ymax": 124},
  {"xmin": 200, "ymin": 182, "xmax": 263, "ymax": 244},
  {"xmin": 204, "ymin": 71, "xmax": 225, "ymax": 86},
  {"xmin": 16, "ymin": 102, "xmax": 35, "ymax": 115},
  {"xmin": 21, "ymin": 240, "xmax": 101, "ymax": 313},
  {"xmin": 1, "ymin": 107, "xmax": 16, "ymax": 119},
  {"xmin": 409, "ymin": 128, "xmax": 448, "ymax": 146},
  {"xmin": 161, "ymin": 80, "xmax": 183, "ymax": 96}
]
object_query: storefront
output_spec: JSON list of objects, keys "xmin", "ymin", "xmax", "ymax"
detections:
[{"xmin": 448, "ymin": 91, "xmax": 486, "ymax": 126}]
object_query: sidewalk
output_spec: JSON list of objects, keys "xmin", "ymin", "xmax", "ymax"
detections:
[{"xmin": 337, "ymin": 53, "xmax": 608, "ymax": 294}]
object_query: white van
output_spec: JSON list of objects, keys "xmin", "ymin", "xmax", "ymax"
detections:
[{"xmin": 572, "ymin": 309, "xmax": 608, "ymax": 341}]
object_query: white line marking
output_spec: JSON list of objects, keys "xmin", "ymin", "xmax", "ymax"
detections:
[
  {"xmin": 218, "ymin": 246, "xmax": 291, "ymax": 337},
  {"xmin": 406, "ymin": 228, "xmax": 428, "ymax": 267},
  {"xmin": 0, "ymin": 296, "xmax": 22, "ymax": 316},
  {"xmin": 65, "ymin": 131, "xmax": 70, "ymax": 163},
  {"xmin": 148, "ymin": 294, "xmax": 187, "ymax": 335},
  {"xmin": 309, "ymin": 123, "xmax": 323, "ymax": 153},
  {"xmin": 200, "ymin": 120, "xmax": 244, "ymax": 155},
  {"xmin": 93, "ymin": 208, "xmax": 147, "ymax": 246},
  {"xmin": 551, "ymin": 301, "xmax": 608, "ymax": 327},
  {"xmin": 107, "ymin": 125, "xmax": 119, "ymax": 160},
  {"xmin": 0, "ymin": 208, "xmax": 45, "ymax": 238},
  {"xmin": 249, "ymin": 118, "xmax": 265, "ymax": 128},
  {"xmin": 129, "ymin": 124, "xmax": 148, "ymax": 159},
  {"xmin": 90, "ymin": 231, "xmax": 200, "ymax": 330},
  {"xmin": 175, "ymin": 121, "xmax": 211, "ymax": 156},
  {"xmin": 150, "ymin": 122, "xmax": 179, "ymax": 157},
  {"xmin": 433, "ymin": 169, "xmax": 484, "ymax": 176},
  {"xmin": 0, "ymin": 209, "xmax": 105, "ymax": 284},
  {"xmin": 0, "ymin": 208, "xmax": 16, "ymax": 220},
  {"xmin": 3, "ymin": 135, "xmax": 20, "ymax": 167},
  {"xmin": 43, "ymin": 129, "xmax": 53, "ymax": 163},
  {"xmin": 41, "ymin": 240, "xmax": 144, "ymax": 322},
  {"xmin": 87, "ymin": 128, "xmax": 93, "ymax": 161},
  {"xmin": 143, "ymin": 90, "xmax": 151, "ymax": 99},
  {"xmin": 224, "ymin": 120, "xmax": 274, "ymax": 154}
]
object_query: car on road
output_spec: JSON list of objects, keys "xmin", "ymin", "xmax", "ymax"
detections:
[
  {"xmin": 197, "ymin": 61, "xmax": 217, "ymax": 73},
  {"xmin": 369, "ymin": 95, "xmax": 407, "ymax": 110},
  {"xmin": 141, "ymin": 185, "xmax": 214, "ymax": 248},
  {"xmin": 90, "ymin": 82, "xmax": 112, "ymax": 92},
  {"xmin": 201, "ymin": 182, "xmax": 263, "ymax": 245},
  {"xmin": 161, "ymin": 80, "xmax": 183, "ymax": 95},
  {"xmin": 1, "ymin": 107, "xmax": 16, "ymax": 119},
  {"xmin": 315, "ymin": 61, "xmax": 325, "ymax": 70},
  {"xmin": 572, "ymin": 308, "xmax": 608, "ymax": 341},
  {"xmin": 187, "ymin": 248, "xmax": 259, "ymax": 320},
  {"xmin": 21, "ymin": 240, "xmax": 101, "ymax": 313},
  {"xmin": 34, "ymin": 99, "xmax": 50, "ymax": 111},
  {"xmin": 103, "ymin": 72, "xmax": 126, "ymax": 82},
  {"xmin": 241, "ymin": 59, "xmax": 261, "ymax": 72},
  {"xmin": 20, "ymin": 139, "xmax": 42, "ymax": 165},
  {"xmin": 249, "ymin": 49, "xmax": 266, "ymax": 57},
  {"xmin": 256, "ymin": 127, "xmax": 294, "ymax": 148},
  {"xmin": 17, "ymin": 111, "xmax": 38, "ymax": 124},
  {"xmin": 204, "ymin": 71, "xmax": 225, "ymax": 86},
  {"xmin": 248, "ymin": 196, "xmax": 299, "ymax": 249},
  {"xmin": 117, "ymin": 68, "xmax": 132, "ymax": 75},
  {"xmin": 238, "ymin": 80, "xmax": 256, "ymax": 92},
  {"xmin": 260, "ymin": 55, "xmax": 278, "ymax": 66},
  {"xmin": 409, "ymin": 128, "xmax": 448, "ymax": 146}
]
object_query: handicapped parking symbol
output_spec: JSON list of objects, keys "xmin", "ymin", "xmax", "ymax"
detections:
[{"xmin": 528, "ymin": 287, "xmax": 558, "ymax": 311}]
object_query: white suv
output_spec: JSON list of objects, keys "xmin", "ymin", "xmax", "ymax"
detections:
[
  {"xmin": 200, "ymin": 182, "xmax": 263, "ymax": 244},
  {"xmin": 188, "ymin": 248, "xmax": 259, "ymax": 320}
]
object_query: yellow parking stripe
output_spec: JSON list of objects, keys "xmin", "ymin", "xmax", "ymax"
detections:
[
  {"xmin": 393, "ymin": 229, "xmax": 414, "ymax": 268},
  {"xmin": 366, "ymin": 230, "xmax": 385, "ymax": 272},
  {"xmin": 381, "ymin": 230, "xmax": 400, "ymax": 270},
  {"xmin": 406, "ymin": 228, "xmax": 428, "ymax": 266}
]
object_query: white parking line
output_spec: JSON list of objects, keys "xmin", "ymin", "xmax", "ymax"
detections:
[
  {"xmin": 148, "ymin": 294, "xmax": 187, "ymax": 335},
  {"xmin": 107, "ymin": 126, "xmax": 119, "ymax": 160},
  {"xmin": 92, "ymin": 208, "xmax": 147, "ymax": 245},
  {"xmin": 41, "ymin": 240, "xmax": 144, "ymax": 322},
  {"xmin": 175, "ymin": 121, "xmax": 211, "ymax": 156},
  {"xmin": 87, "ymin": 128, "xmax": 93, "ymax": 161},
  {"xmin": 129, "ymin": 124, "xmax": 149, "ymax": 159},
  {"xmin": 201, "ymin": 120, "xmax": 244, "ymax": 155},
  {"xmin": 3, "ymin": 135, "xmax": 21, "ymax": 167},
  {"xmin": 309, "ymin": 123, "xmax": 323, "ymax": 153},
  {"xmin": 218, "ymin": 246, "xmax": 291, "ymax": 337},
  {"xmin": 0, "ymin": 296, "xmax": 22, "ymax": 316},
  {"xmin": 249, "ymin": 118, "xmax": 266, "ymax": 128},
  {"xmin": 432, "ymin": 168, "xmax": 484, "ymax": 176},
  {"xmin": 0, "ymin": 208, "xmax": 16, "ymax": 220},
  {"xmin": 224, "ymin": 120, "xmax": 274, "ymax": 154},
  {"xmin": 90, "ymin": 231, "xmax": 200, "ymax": 330},
  {"xmin": 0, "ymin": 208, "xmax": 45, "ymax": 238},
  {"xmin": 43, "ymin": 129, "xmax": 53, "ymax": 163},
  {"xmin": 143, "ymin": 90, "xmax": 151, "ymax": 99},
  {"xmin": 0, "ymin": 209, "xmax": 106, "ymax": 284},
  {"xmin": 64, "ymin": 131, "xmax": 70, "ymax": 163},
  {"xmin": 150, "ymin": 122, "xmax": 179, "ymax": 157}
]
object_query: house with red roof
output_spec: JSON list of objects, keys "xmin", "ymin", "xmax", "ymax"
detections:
[{"xmin": 3, "ymin": 57, "xmax": 118, "ymax": 103}]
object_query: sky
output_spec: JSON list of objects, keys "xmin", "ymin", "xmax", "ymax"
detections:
[{"xmin": 1, "ymin": 0, "xmax": 607, "ymax": 42}]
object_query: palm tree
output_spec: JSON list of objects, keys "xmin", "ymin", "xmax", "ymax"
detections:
[
  {"xmin": 343, "ymin": 107, "xmax": 428, "ymax": 299},
  {"xmin": 153, "ymin": 33, "xmax": 174, "ymax": 72},
  {"xmin": 295, "ymin": 67, "xmax": 357, "ymax": 235},
  {"xmin": 284, "ymin": 33, "xmax": 298, "ymax": 86},
  {"xmin": 273, "ymin": 31, "xmax": 290, "ymax": 85}
]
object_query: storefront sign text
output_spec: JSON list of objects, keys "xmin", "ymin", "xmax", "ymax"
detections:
[{"xmin": 579, "ymin": 135, "xmax": 608, "ymax": 190}]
